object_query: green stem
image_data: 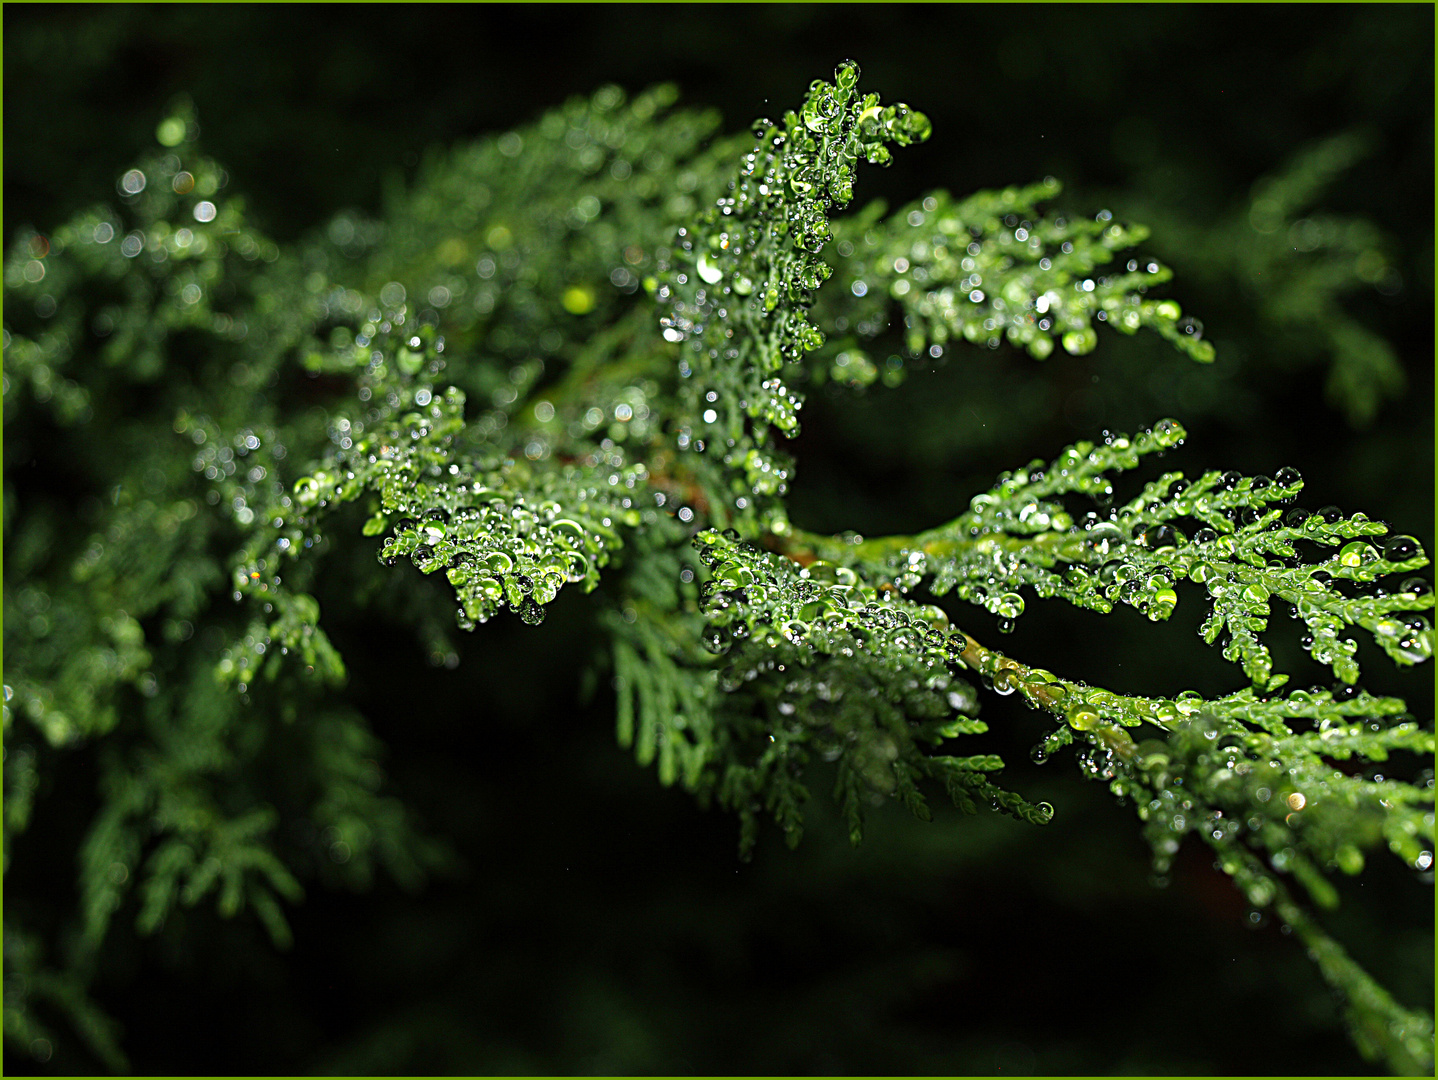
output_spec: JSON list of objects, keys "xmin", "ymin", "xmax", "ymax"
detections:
[{"xmin": 775, "ymin": 520, "xmax": 1072, "ymax": 570}]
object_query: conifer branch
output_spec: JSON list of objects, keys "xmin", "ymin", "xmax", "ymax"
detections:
[{"xmin": 3, "ymin": 59, "xmax": 1430, "ymax": 1075}]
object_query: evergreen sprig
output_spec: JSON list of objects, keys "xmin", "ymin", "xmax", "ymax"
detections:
[
  {"xmin": 3, "ymin": 62, "xmax": 1431, "ymax": 1074},
  {"xmin": 826, "ymin": 177, "xmax": 1215, "ymax": 368},
  {"xmin": 776, "ymin": 419, "xmax": 1433, "ymax": 688}
]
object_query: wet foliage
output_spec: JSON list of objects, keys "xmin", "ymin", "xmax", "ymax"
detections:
[{"xmin": 4, "ymin": 53, "xmax": 1432, "ymax": 1076}]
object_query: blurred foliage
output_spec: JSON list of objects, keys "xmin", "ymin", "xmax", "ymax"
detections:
[{"xmin": 3, "ymin": 5, "xmax": 1433, "ymax": 1077}]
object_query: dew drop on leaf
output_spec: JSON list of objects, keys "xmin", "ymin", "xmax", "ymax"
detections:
[
  {"xmin": 696, "ymin": 253, "xmax": 724, "ymax": 285},
  {"xmin": 518, "ymin": 598, "xmax": 545, "ymax": 626},
  {"xmin": 1383, "ymin": 535, "xmax": 1419, "ymax": 562},
  {"xmin": 1338, "ymin": 541, "xmax": 1376, "ymax": 567}
]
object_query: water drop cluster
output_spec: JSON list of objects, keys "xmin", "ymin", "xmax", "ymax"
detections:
[
  {"xmin": 4, "ymin": 63, "xmax": 1431, "ymax": 1077},
  {"xmin": 689, "ymin": 528, "xmax": 1053, "ymax": 852},
  {"xmin": 655, "ymin": 61, "xmax": 930, "ymax": 534},
  {"xmin": 823, "ymin": 177, "xmax": 1216, "ymax": 372},
  {"xmin": 785, "ymin": 420, "xmax": 1432, "ymax": 690}
]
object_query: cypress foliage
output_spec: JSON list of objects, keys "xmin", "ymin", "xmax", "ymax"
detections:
[{"xmin": 4, "ymin": 60, "xmax": 1432, "ymax": 1074}]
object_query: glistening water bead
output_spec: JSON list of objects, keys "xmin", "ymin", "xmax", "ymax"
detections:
[
  {"xmin": 1384, "ymin": 535, "xmax": 1420, "ymax": 562},
  {"xmin": 518, "ymin": 598, "xmax": 545, "ymax": 626},
  {"xmin": 1274, "ymin": 466, "xmax": 1302, "ymax": 487}
]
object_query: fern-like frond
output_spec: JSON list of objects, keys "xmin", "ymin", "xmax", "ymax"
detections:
[
  {"xmin": 692, "ymin": 528, "xmax": 1050, "ymax": 854},
  {"xmin": 820, "ymin": 177, "xmax": 1214, "ymax": 373},
  {"xmin": 782, "ymin": 420, "xmax": 1432, "ymax": 688}
]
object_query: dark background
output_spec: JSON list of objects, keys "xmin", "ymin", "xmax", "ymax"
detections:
[{"xmin": 5, "ymin": 4, "xmax": 1433, "ymax": 1075}]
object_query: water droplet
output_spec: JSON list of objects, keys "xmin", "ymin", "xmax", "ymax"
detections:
[
  {"xmin": 995, "ymin": 592, "xmax": 1025, "ymax": 619},
  {"xmin": 697, "ymin": 253, "xmax": 724, "ymax": 285},
  {"xmin": 992, "ymin": 668, "xmax": 1021, "ymax": 695},
  {"xmin": 1061, "ymin": 328, "xmax": 1098, "ymax": 355},
  {"xmin": 1152, "ymin": 418, "xmax": 1185, "ymax": 448},
  {"xmin": 1142, "ymin": 524, "xmax": 1177, "ymax": 549},
  {"xmin": 1384, "ymin": 535, "xmax": 1420, "ymax": 561},
  {"xmin": 1338, "ymin": 541, "xmax": 1376, "ymax": 567}
]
